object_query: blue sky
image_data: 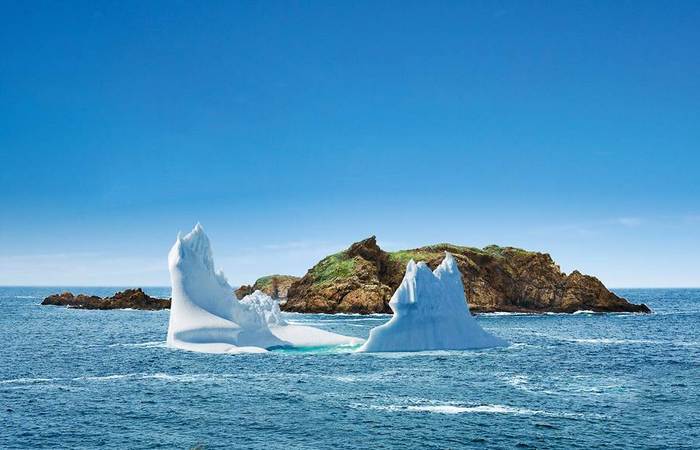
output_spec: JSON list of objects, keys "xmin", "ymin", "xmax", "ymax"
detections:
[{"xmin": 1, "ymin": 1, "xmax": 698, "ymax": 286}]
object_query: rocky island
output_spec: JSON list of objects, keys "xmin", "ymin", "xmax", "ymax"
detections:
[
  {"xmin": 250, "ymin": 236, "xmax": 649, "ymax": 314},
  {"xmin": 43, "ymin": 237, "xmax": 650, "ymax": 315},
  {"xmin": 42, "ymin": 288, "xmax": 170, "ymax": 310}
]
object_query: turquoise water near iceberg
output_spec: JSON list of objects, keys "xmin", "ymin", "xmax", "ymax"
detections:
[{"xmin": 1, "ymin": 287, "xmax": 699, "ymax": 449}]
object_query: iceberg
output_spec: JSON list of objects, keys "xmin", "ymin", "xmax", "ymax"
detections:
[
  {"xmin": 167, "ymin": 224, "xmax": 362, "ymax": 353},
  {"xmin": 240, "ymin": 289, "xmax": 359, "ymax": 348},
  {"xmin": 358, "ymin": 252, "xmax": 507, "ymax": 352}
]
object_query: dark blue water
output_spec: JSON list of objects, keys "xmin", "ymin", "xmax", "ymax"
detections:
[{"xmin": 1, "ymin": 287, "xmax": 698, "ymax": 449}]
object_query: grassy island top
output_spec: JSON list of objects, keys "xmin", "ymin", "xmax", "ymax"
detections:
[
  {"xmin": 253, "ymin": 274, "xmax": 299, "ymax": 288},
  {"xmin": 388, "ymin": 244, "xmax": 536, "ymax": 266},
  {"xmin": 305, "ymin": 242, "xmax": 537, "ymax": 284}
]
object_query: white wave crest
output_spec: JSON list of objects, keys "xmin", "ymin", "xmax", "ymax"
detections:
[
  {"xmin": 75, "ymin": 374, "xmax": 139, "ymax": 382},
  {"xmin": 352, "ymin": 402, "xmax": 566, "ymax": 416},
  {"xmin": 0, "ymin": 377, "xmax": 57, "ymax": 384},
  {"xmin": 109, "ymin": 341, "xmax": 167, "ymax": 348}
]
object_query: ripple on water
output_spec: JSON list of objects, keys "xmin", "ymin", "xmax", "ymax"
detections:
[{"xmin": 1, "ymin": 287, "xmax": 699, "ymax": 449}]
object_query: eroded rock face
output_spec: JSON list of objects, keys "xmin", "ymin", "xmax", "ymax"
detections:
[
  {"xmin": 285, "ymin": 237, "xmax": 394, "ymax": 314},
  {"xmin": 281, "ymin": 237, "xmax": 651, "ymax": 314},
  {"xmin": 41, "ymin": 288, "xmax": 170, "ymax": 310},
  {"xmin": 235, "ymin": 275, "xmax": 299, "ymax": 302}
]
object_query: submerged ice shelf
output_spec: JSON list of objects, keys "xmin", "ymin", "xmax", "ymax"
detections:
[
  {"xmin": 166, "ymin": 224, "xmax": 362, "ymax": 354},
  {"xmin": 359, "ymin": 253, "xmax": 507, "ymax": 352}
]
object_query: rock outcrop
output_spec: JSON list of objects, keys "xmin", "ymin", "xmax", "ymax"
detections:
[
  {"xmin": 235, "ymin": 275, "xmax": 299, "ymax": 303},
  {"xmin": 281, "ymin": 237, "xmax": 650, "ymax": 314},
  {"xmin": 41, "ymin": 288, "xmax": 170, "ymax": 310}
]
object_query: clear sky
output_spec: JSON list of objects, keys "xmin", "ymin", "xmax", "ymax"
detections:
[{"xmin": 1, "ymin": 1, "xmax": 698, "ymax": 287}]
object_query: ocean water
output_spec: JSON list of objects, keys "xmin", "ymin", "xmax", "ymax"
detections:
[{"xmin": 1, "ymin": 287, "xmax": 698, "ymax": 449}]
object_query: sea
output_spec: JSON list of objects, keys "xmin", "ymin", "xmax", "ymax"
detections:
[{"xmin": 1, "ymin": 287, "xmax": 698, "ymax": 449}]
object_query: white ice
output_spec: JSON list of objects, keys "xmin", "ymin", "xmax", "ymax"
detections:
[
  {"xmin": 166, "ymin": 224, "xmax": 362, "ymax": 353},
  {"xmin": 358, "ymin": 252, "xmax": 507, "ymax": 352},
  {"xmin": 240, "ymin": 289, "xmax": 362, "ymax": 347}
]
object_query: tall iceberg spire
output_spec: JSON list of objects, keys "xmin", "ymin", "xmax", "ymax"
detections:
[
  {"xmin": 167, "ymin": 224, "xmax": 362, "ymax": 353},
  {"xmin": 359, "ymin": 252, "xmax": 507, "ymax": 352},
  {"xmin": 167, "ymin": 223, "xmax": 285, "ymax": 353}
]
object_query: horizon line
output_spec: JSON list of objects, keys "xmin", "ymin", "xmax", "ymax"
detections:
[{"xmin": 2, "ymin": 285, "xmax": 699, "ymax": 290}]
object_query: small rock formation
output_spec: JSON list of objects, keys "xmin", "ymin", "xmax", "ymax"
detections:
[
  {"xmin": 41, "ymin": 288, "xmax": 170, "ymax": 310},
  {"xmin": 281, "ymin": 236, "xmax": 651, "ymax": 314},
  {"xmin": 235, "ymin": 275, "xmax": 299, "ymax": 303}
]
